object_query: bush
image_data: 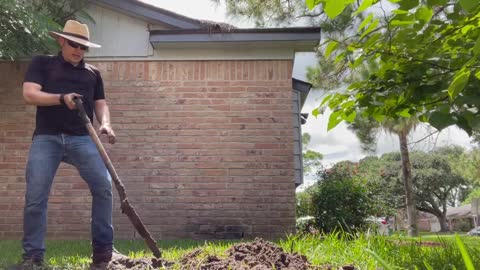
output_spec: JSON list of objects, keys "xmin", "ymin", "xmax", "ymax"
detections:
[
  {"xmin": 296, "ymin": 216, "xmax": 316, "ymax": 234},
  {"xmin": 296, "ymin": 188, "xmax": 315, "ymax": 217},
  {"xmin": 311, "ymin": 162, "xmax": 375, "ymax": 233}
]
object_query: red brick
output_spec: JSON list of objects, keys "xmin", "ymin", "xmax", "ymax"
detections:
[{"xmin": 0, "ymin": 59, "xmax": 296, "ymax": 240}]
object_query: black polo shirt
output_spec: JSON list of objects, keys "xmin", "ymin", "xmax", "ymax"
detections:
[{"xmin": 24, "ymin": 53, "xmax": 105, "ymax": 136}]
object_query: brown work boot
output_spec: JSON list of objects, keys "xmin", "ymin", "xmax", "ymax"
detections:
[
  {"xmin": 91, "ymin": 248, "xmax": 112, "ymax": 270},
  {"xmin": 8, "ymin": 258, "xmax": 44, "ymax": 270},
  {"xmin": 112, "ymin": 248, "xmax": 128, "ymax": 260},
  {"xmin": 90, "ymin": 247, "xmax": 128, "ymax": 269}
]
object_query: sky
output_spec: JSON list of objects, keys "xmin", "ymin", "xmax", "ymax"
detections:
[
  {"xmin": 139, "ymin": 0, "xmax": 476, "ymax": 187},
  {"xmin": 139, "ymin": 0, "xmax": 251, "ymax": 27}
]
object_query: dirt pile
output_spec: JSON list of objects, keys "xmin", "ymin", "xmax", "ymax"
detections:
[
  {"xmin": 181, "ymin": 237, "xmax": 313, "ymax": 270},
  {"xmin": 105, "ymin": 237, "xmax": 356, "ymax": 270}
]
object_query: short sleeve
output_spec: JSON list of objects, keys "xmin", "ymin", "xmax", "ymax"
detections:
[
  {"xmin": 93, "ymin": 69, "xmax": 105, "ymax": 101},
  {"xmin": 24, "ymin": 56, "xmax": 48, "ymax": 86}
]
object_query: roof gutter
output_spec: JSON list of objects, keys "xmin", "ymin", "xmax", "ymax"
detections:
[{"xmin": 150, "ymin": 27, "xmax": 321, "ymax": 43}]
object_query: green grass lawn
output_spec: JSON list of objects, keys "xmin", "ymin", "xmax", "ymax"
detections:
[
  {"xmin": 1, "ymin": 233, "xmax": 479, "ymax": 269},
  {"xmin": 392, "ymin": 231, "xmax": 480, "ymax": 248}
]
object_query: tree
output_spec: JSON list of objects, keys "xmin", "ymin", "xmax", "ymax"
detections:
[
  {"xmin": 0, "ymin": 0, "xmax": 90, "ymax": 59},
  {"xmin": 358, "ymin": 155, "xmax": 402, "ymax": 216},
  {"xmin": 302, "ymin": 133, "xmax": 323, "ymax": 175},
  {"xmin": 349, "ymin": 115, "xmax": 418, "ymax": 236},
  {"xmin": 379, "ymin": 150, "xmax": 467, "ymax": 232},
  {"xmin": 306, "ymin": 0, "xmax": 480, "ymax": 138},
  {"xmin": 437, "ymin": 146, "xmax": 480, "ymax": 205}
]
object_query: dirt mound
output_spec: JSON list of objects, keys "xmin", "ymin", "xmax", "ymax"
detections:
[
  {"xmin": 181, "ymin": 237, "xmax": 313, "ymax": 270},
  {"xmin": 105, "ymin": 238, "xmax": 356, "ymax": 270}
]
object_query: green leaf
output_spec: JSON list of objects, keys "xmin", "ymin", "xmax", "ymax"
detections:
[
  {"xmin": 426, "ymin": 0, "xmax": 447, "ymax": 6},
  {"xmin": 457, "ymin": 114, "xmax": 473, "ymax": 136},
  {"xmin": 461, "ymin": 24, "xmax": 475, "ymax": 34},
  {"xmin": 335, "ymin": 51, "xmax": 346, "ymax": 64},
  {"xmin": 321, "ymin": 94, "xmax": 333, "ymax": 107},
  {"xmin": 324, "ymin": 0, "xmax": 355, "ymax": 19},
  {"xmin": 325, "ymin": 40, "xmax": 339, "ymax": 58},
  {"xmin": 391, "ymin": 20, "xmax": 416, "ymax": 25},
  {"xmin": 357, "ymin": 14, "xmax": 373, "ymax": 33},
  {"xmin": 328, "ymin": 110, "xmax": 344, "ymax": 131},
  {"xmin": 363, "ymin": 33, "xmax": 381, "ymax": 49},
  {"xmin": 372, "ymin": 113, "xmax": 385, "ymax": 122},
  {"xmin": 354, "ymin": 0, "xmax": 375, "ymax": 16},
  {"xmin": 399, "ymin": 0, "xmax": 419, "ymax": 10},
  {"xmin": 345, "ymin": 110, "xmax": 357, "ymax": 123},
  {"xmin": 392, "ymin": 9, "xmax": 409, "ymax": 14},
  {"xmin": 455, "ymin": 234, "xmax": 475, "ymax": 270},
  {"xmin": 448, "ymin": 69, "xmax": 471, "ymax": 99},
  {"xmin": 360, "ymin": 18, "xmax": 380, "ymax": 40},
  {"xmin": 305, "ymin": 0, "xmax": 319, "ymax": 10},
  {"xmin": 415, "ymin": 6, "xmax": 433, "ymax": 23},
  {"xmin": 397, "ymin": 108, "xmax": 411, "ymax": 118},
  {"xmin": 475, "ymin": 71, "xmax": 480, "ymax": 80},
  {"xmin": 429, "ymin": 111, "xmax": 456, "ymax": 130},
  {"xmin": 459, "ymin": 0, "xmax": 478, "ymax": 12},
  {"xmin": 473, "ymin": 35, "xmax": 480, "ymax": 55},
  {"xmin": 350, "ymin": 55, "xmax": 366, "ymax": 69},
  {"xmin": 312, "ymin": 107, "xmax": 320, "ymax": 117},
  {"xmin": 341, "ymin": 100, "xmax": 355, "ymax": 109}
]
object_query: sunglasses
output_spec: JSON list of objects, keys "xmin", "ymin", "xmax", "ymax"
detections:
[{"xmin": 66, "ymin": 40, "xmax": 89, "ymax": 51}]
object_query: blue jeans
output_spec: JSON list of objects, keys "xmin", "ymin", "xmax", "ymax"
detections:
[{"xmin": 22, "ymin": 134, "xmax": 113, "ymax": 260}]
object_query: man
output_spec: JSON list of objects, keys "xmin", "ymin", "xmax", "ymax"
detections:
[{"xmin": 21, "ymin": 20, "xmax": 117, "ymax": 268}]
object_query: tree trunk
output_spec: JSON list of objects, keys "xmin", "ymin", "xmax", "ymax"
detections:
[
  {"xmin": 398, "ymin": 131, "xmax": 418, "ymax": 237},
  {"xmin": 438, "ymin": 213, "xmax": 449, "ymax": 232}
]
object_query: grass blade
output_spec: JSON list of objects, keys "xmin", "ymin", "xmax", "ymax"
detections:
[
  {"xmin": 365, "ymin": 249, "xmax": 395, "ymax": 270},
  {"xmin": 455, "ymin": 234, "xmax": 475, "ymax": 270}
]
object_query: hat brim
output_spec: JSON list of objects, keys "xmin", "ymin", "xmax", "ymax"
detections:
[{"xmin": 49, "ymin": 31, "xmax": 101, "ymax": 48}]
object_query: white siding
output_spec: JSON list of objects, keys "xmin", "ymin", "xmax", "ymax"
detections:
[
  {"xmin": 292, "ymin": 91, "xmax": 304, "ymax": 186},
  {"xmin": 84, "ymin": 4, "xmax": 152, "ymax": 57},
  {"xmin": 82, "ymin": 4, "xmax": 296, "ymax": 61}
]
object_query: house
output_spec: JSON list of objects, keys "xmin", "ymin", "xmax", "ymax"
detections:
[
  {"xmin": 428, "ymin": 204, "xmax": 477, "ymax": 232},
  {"xmin": 0, "ymin": 0, "xmax": 319, "ymax": 240}
]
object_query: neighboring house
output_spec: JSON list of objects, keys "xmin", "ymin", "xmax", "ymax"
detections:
[
  {"xmin": 394, "ymin": 209, "xmax": 433, "ymax": 232},
  {"xmin": 429, "ymin": 205, "xmax": 476, "ymax": 232},
  {"xmin": 0, "ymin": 0, "xmax": 319, "ymax": 240}
]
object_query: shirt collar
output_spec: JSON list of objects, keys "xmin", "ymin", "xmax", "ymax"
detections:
[{"xmin": 57, "ymin": 52, "xmax": 86, "ymax": 69}]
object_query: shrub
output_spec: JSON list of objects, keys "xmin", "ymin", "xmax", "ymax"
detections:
[
  {"xmin": 296, "ymin": 216, "xmax": 316, "ymax": 234},
  {"xmin": 311, "ymin": 162, "xmax": 375, "ymax": 233}
]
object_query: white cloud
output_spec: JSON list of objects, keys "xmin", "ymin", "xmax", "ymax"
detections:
[{"xmin": 301, "ymin": 89, "xmax": 474, "ymax": 167}]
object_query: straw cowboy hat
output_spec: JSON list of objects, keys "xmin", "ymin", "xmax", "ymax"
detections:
[{"xmin": 49, "ymin": 20, "xmax": 101, "ymax": 48}]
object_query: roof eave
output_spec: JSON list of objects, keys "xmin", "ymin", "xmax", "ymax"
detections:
[{"xmin": 149, "ymin": 28, "xmax": 320, "ymax": 51}]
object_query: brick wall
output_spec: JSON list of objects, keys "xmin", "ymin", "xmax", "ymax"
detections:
[{"xmin": 0, "ymin": 59, "xmax": 296, "ymax": 240}]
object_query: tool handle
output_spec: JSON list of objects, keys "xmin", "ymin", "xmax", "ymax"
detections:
[
  {"xmin": 73, "ymin": 97, "xmax": 162, "ymax": 258},
  {"xmin": 73, "ymin": 97, "xmax": 90, "ymax": 125}
]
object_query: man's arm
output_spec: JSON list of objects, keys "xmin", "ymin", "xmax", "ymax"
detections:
[
  {"xmin": 95, "ymin": 99, "xmax": 116, "ymax": 144},
  {"xmin": 23, "ymin": 82, "xmax": 81, "ymax": 110}
]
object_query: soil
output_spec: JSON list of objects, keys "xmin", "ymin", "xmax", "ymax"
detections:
[{"xmin": 103, "ymin": 237, "xmax": 357, "ymax": 270}]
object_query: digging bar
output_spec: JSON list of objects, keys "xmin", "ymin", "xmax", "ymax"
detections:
[{"xmin": 73, "ymin": 97, "xmax": 162, "ymax": 258}]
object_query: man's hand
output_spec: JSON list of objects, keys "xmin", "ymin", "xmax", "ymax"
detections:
[
  {"xmin": 99, "ymin": 125, "xmax": 116, "ymax": 144},
  {"xmin": 64, "ymin": 93, "xmax": 83, "ymax": 110}
]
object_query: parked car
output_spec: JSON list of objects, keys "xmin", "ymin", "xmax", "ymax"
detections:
[{"xmin": 467, "ymin": 226, "xmax": 480, "ymax": 236}]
